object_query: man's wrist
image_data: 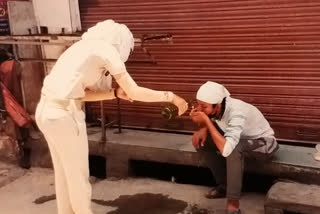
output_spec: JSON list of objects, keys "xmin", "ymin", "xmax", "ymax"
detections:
[
  {"xmin": 199, "ymin": 125, "xmax": 208, "ymax": 131},
  {"xmin": 204, "ymin": 116, "xmax": 212, "ymax": 127}
]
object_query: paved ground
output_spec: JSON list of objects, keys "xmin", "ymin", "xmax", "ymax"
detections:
[
  {"xmin": 0, "ymin": 161, "xmax": 26, "ymax": 188},
  {"xmin": 0, "ymin": 162, "xmax": 266, "ymax": 214}
]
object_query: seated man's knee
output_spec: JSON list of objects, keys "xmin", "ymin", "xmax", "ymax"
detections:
[{"xmin": 226, "ymin": 144, "xmax": 243, "ymax": 161}]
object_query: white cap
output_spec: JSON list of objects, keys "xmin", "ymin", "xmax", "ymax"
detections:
[
  {"xmin": 196, "ymin": 81, "xmax": 230, "ymax": 104},
  {"xmin": 82, "ymin": 19, "xmax": 134, "ymax": 62}
]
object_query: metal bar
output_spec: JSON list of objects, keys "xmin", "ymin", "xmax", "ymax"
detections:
[
  {"xmin": 117, "ymin": 98, "xmax": 122, "ymax": 133},
  {"xmin": 104, "ymin": 120, "xmax": 117, "ymax": 128},
  {"xmin": 0, "ymin": 34, "xmax": 173, "ymax": 65},
  {"xmin": 12, "ymin": 44, "xmax": 28, "ymax": 111},
  {"xmin": 100, "ymin": 101, "xmax": 106, "ymax": 143},
  {"xmin": 0, "ymin": 35, "xmax": 81, "ymax": 41},
  {"xmin": 0, "ymin": 40, "xmax": 74, "ymax": 46},
  {"xmin": 0, "ymin": 35, "xmax": 143, "ymax": 45},
  {"xmin": 142, "ymin": 34, "xmax": 172, "ymax": 42},
  {"xmin": 0, "ymin": 34, "xmax": 174, "ymax": 46},
  {"xmin": 0, "ymin": 34, "xmax": 146, "ymax": 43},
  {"xmin": 18, "ymin": 58, "xmax": 57, "ymax": 63},
  {"xmin": 18, "ymin": 58, "xmax": 155, "ymax": 64}
]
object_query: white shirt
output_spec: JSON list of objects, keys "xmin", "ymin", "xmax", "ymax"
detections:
[
  {"xmin": 42, "ymin": 39, "xmax": 126, "ymax": 99},
  {"xmin": 215, "ymin": 97, "xmax": 275, "ymax": 157}
]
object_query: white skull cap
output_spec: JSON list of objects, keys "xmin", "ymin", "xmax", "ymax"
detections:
[{"xmin": 196, "ymin": 81, "xmax": 230, "ymax": 104}]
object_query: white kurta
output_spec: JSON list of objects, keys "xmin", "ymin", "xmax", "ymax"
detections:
[{"xmin": 35, "ymin": 39, "xmax": 125, "ymax": 214}]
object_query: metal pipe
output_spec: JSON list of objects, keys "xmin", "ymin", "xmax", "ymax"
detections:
[
  {"xmin": 0, "ymin": 40, "xmax": 74, "ymax": 46},
  {"xmin": 17, "ymin": 58, "xmax": 155, "ymax": 64},
  {"xmin": 117, "ymin": 98, "xmax": 122, "ymax": 133},
  {"xmin": 12, "ymin": 44, "xmax": 28, "ymax": 111},
  {"xmin": 100, "ymin": 101, "xmax": 106, "ymax": 143},
  {"xmin": 0, "ymin": 35, "xmax": 143, "ymax": 46},
  {"xmin": 142, "ymin": 34, "xmax": 172, "ymax": 42},
  {"xmin": 18, "ymin": 58, "xmax": 57, "ymax": 63},
  {"xmin": 0, "ymin": 35, "xmax": 81, "ymax": 41},
  {"xmin": 0, "ymin": 34, "xmax": 175, "ymax": 48}
]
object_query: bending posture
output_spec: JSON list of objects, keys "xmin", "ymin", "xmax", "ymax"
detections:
[
  {"xmin": 190, "ymin": 81, "xmax": 278, "ymax": 214},
  {"xmin": 35, "ymin": 20, "xmax": 188, "ymax": 214}
]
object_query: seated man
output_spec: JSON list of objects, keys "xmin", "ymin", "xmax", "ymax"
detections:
[{"xmin": 190, "ymin": 81, "xmax": 279, "ymax": 214}]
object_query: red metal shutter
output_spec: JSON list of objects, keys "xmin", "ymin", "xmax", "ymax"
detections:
[{"xmin": 79, "ymin": 0, "xmax": 320, "ymax": 143}]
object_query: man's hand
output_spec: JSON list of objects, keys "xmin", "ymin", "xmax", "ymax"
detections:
[
  {"xmin": 116, "ymin": 88, "xmax": 133, "ymax": 102},
  {"xmin": 192, "ymin": 127, "xmax": 208, "ymax": 149},
  {"xmin": 190, "ymin": 109, "xmax": 210, "ymax": 125},
  {"xmin": 172, "ymin": 94, "xmax": 188, "ymax": 116}
]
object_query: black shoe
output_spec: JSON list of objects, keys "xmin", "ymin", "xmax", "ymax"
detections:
[{"xmin": 205, "ymin": 185, "xmax": 226, "ymax": 199}]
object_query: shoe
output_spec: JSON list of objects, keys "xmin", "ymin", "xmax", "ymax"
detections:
[{"xmin": 205, "ymin": 185, "xmax": 226, "ymax": 199}]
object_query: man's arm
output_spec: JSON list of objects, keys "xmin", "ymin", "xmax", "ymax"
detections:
[
  {"xmin": 190, "ymin": 110, "xmax": 246, "ymax": 157},
  {"xmin": 204, "ymin": 117, "xmax": 226, "ymax": 153},
  {"xmin": 221, "ymin": 115, "xmax": 246, "ymax": 157},
  {"xmin": 192, "ymin": 127, "xmax": 208, "ymax": 149},
  {"xmin": 205, "ymin": 115, "xmax": 246, "ymax": 157},
  {"xmin": 113, "ymin": 72, "xmax": 188, "ymax": 115},
  {"xmin": 190, "ymin": 110, "xmax": 226, "ymax": 153}
]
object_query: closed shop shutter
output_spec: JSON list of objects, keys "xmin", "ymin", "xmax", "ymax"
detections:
[{"xmin": 79, "ymin": 0, "xmax": 320, "ymax": 143}]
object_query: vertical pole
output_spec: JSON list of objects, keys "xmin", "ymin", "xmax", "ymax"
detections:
[
  {"xmin": 100, "ymin": 101, "xmax": 106, "ymax": 143},
  {"xmin": 117, "ymin": 98, "xmax": 122, "ymax": 133}
]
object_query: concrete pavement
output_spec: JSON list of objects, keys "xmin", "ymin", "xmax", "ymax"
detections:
[{"xmin": 0, "ymin": 163, "xmax": 265, "ymax": 214}]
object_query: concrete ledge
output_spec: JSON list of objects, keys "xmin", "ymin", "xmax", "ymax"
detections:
[
  {"xmin": 88, "ymin": 127, "xmax": 320, "ymax": 183},
  {"xmin": 29, "ymin": 127, "xmax": 320, "ymax": 183}
]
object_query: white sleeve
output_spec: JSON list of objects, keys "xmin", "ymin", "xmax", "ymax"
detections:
[
  {"xmin": 222, "ymin": 113, "xmax": 246, "ymax": 157},
  {"xmin": 115, "ymin": 72, "xmax": 174, "ymax": 102}
]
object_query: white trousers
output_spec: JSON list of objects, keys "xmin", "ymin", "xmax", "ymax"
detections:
[{"xmin": 35, "ymin": 96, "xmax": 93, "ymax": 214}]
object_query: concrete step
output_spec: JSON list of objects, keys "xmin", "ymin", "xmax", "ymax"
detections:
[{"xmin": 265, "ymin": 181, "xmax": 320, "ymax": 214}]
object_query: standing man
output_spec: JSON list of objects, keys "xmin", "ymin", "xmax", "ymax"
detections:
[
  {"xmin": 35, "ymin": 20, "xmax": 188, "ymax": 214},
  {"xmin": 190, "ymin": 81, "xmax": 278, "ymax": 214}
]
